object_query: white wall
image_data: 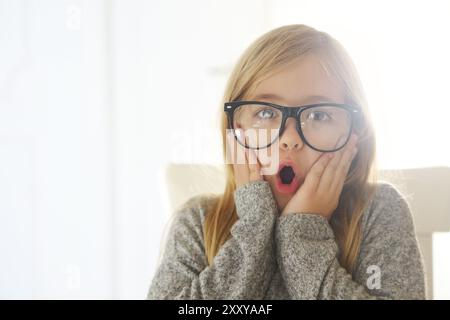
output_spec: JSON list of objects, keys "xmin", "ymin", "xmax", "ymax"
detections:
[
  {"xmin": 0, "ymin": 0, "xmax": 449, "ymax": 299},
  {"xmin": 0, "ymin": 0, "xmax": 113, "ymax": 298}
]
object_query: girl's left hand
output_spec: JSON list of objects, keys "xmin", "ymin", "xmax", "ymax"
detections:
[{"xmin": 280, "ymin": 134, "xmax": 359, "ymax": 220}]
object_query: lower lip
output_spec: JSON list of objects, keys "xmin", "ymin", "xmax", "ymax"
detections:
[{"xmin": 275, "ymin": 175, "xmax": 302, "ymax": 194}]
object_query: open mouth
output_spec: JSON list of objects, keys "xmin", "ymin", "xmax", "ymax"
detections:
[
  {"xmin": 275, "ymin": 161, "xmax": 302, "ymax": 194},
  {"xmin": 279, "ymin": 165, "xmax": 295, "ymax": 184}
]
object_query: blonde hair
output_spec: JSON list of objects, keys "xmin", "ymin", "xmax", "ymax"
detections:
[{"xmin": 204, "ymin": 24, "xmax": 378, "ymax": 274}]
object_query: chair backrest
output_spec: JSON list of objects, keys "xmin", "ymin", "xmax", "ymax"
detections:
[
  {"xmin": 165, "ymin": 163, "xmax": 450, "ymax": 299},
  {"xmin": 378, "ymin": 167, "xmax": 450, "ymax": 299}
]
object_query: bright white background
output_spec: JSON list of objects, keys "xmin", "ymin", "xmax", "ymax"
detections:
[{"xmin": 0, "ymin": 0, "xmax": 449, "ymax": 299}]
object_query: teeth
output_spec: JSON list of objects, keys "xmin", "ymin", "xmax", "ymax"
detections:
[{"xmin": 279, "ymin": 166, "xmax": 295, "ymax": 184}]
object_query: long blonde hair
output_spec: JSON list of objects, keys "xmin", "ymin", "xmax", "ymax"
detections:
[{"xmin": 204, "ymin": 24, "xmax": 378, "ymax": 275}]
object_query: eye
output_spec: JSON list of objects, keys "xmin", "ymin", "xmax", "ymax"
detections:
[
  {"xmin": 307, "ymin": 111, "xmax": 331, "ymax": 121},
  {"xmin": 256, "ymin": 108, "xmax": 276, "ymax": 119}
]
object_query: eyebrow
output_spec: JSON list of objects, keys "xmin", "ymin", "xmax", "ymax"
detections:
[{"xmin": 252, "ymin": 93, "xmax": 335, "ymax": 104}]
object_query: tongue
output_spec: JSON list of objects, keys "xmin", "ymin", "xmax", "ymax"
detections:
[{"xmin": 279, "ymin": 166, "xmax": 295, "ymax": 184}]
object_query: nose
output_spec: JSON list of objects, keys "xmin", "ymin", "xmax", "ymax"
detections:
[{"xmin": 279, "ymin": 118, "xmax": 303, "ymax": 152}]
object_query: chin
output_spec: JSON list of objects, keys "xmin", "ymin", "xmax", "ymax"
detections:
[
  {"xmin": 266, "ymin": 178, "xmax": 292, "ymax": 211},
  {"xmin": 276, "ymin": 193, "xmax": 292, "ymax": 211}
]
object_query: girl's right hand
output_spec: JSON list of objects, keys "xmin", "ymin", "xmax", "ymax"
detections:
[{"xmin": 226, "ymin": 129, "xmax": 263, "ymax": 188}]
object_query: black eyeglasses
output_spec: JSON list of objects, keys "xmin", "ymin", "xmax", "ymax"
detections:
[{"xmin": 224, "ymin": 100, "xmax": 361, "ymax": 152}]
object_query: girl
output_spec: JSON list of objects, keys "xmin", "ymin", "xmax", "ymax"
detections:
[{"xmin": 147, "ymin": 24, "xmax": 426, "ymax": 299}]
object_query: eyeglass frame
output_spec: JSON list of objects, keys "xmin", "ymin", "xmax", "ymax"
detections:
[{"xmin": 224, "ymin": 100, "xmax": 361, "ymax": 152}]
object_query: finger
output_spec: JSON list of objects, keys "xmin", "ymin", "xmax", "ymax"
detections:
[
  {"xmin": 225, "ymin": 129, "xmax": 237, "ymax": 164},
  {"xmin": 229, "ymin": 129, "xmax": 249, "ymax": 187},
  {"xmin": 247, "ymin": 148, "xmax": 262, "ymax": 181},
  {"xmin": 328, "ymin": 135, "xmax": 349, "ymax": 166},
  {"xmin": 303, "ymin": 151, "xmax": 335, "ymax": 192},
  {"xmin": 226, "ymin": 129, "xmax": 244, "ymax": 167},
  {"xmin": 331, "ymin": 136, "xmax": 358, "ymax": 192},
  {"xmin": 317, "ymin": 134, "xmax": 356, "ymax": 193}
]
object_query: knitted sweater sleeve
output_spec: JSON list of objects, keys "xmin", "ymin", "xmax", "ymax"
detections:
[
  {"xmin": 146, "ymin": 181, "xmax": 278, "ymax": 299},
  {"xmin": 275, "ymin": 182, "xmax": 427, "ymax": 299}
]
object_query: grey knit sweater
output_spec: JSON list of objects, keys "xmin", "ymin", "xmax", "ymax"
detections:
[{"xmin": 147, "ymin": 180, "xmax": 426, "ymax": 299}]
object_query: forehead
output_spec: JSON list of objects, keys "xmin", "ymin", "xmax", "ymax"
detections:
[{"xmin": 250, "ymin": 54, "xmax": 345, "ymax": 105}]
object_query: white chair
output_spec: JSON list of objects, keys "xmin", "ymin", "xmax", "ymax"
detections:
[{"xmin": 164, "ymin": 164, "xmax": 450, "ymax": 299}]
